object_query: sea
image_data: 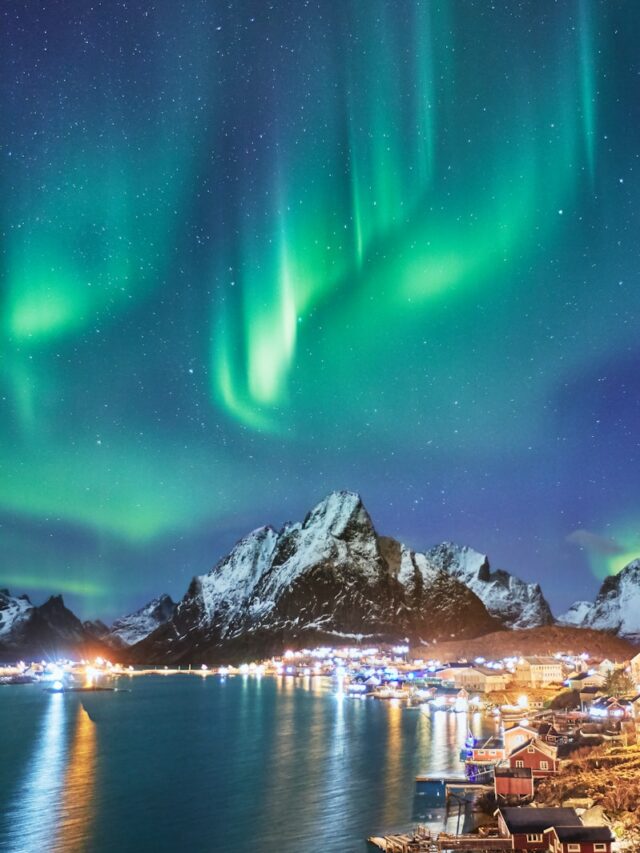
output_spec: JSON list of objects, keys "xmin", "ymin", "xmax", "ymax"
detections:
[{"xmin": 0, "ymin": 674, "xmax": 493, "ymax": 852}]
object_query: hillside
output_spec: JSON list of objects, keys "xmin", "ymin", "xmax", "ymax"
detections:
[{"xmin": 413, "ymin": 625, "xmax": 638, "ymax": 662}]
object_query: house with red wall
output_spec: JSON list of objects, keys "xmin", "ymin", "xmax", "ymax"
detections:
[
  {"xmin": 494, "ymin": 767, "xmax": 534, "ymax": 804},
  {"xmin": 496, "ymin": 807, "xmax": 582, "ymax": 851},
  {"xmin": 496, "ymin": 807, "xmax": 614, "ymax": 853},
  {"xmin": 544, "ymin": 825, "xmax": 615, "ymax": 853},
  {"xmin": 506, "ymin": 737, "xmax": 559, "ymax": 777}
]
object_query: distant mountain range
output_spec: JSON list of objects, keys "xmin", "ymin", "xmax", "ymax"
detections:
[
  {"xmin": 0, "ymin": 590, "xmax": 110, "ymax": 661},
  {"xmin": 1, "ymin": 491, "xmax": 639, "ymax": 663}
]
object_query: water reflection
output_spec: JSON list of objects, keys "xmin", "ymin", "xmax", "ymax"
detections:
[
  {"xmin": 55, "ymin": 703, "xmax": 97, "ymax": 852},
  {"xmin": 4, "ymin": 693, "xmax": 67, "ymax": 852},
  {"xmin": 0, "ymin": 679, "xmax": 497, "ymax": 853},
  {"xmin": 381, "ymin": 700, "xmax": 403, "ymax": 823}
]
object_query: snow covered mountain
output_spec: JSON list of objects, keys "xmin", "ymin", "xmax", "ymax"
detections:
[
  {"xmin": 557, "ymin": 600, "xmax": 594, "ymax": 628},
  {"xmin": 558, "ymin": 558, "xmax": 640, "ymax": 641},
  {"xmin": 0, "ymin": 589, "xmax": 108, "ymax": 660},
  {"xmin": 424, "ymin": 543, "xmax": 554, "ymax": 629},
  {"xmin": 132, "ymin": 491, "xmax": 504, "ymax": 663},
  {"xmin": 0, "ymin": 589, "xmax": 33, "ymax": 645},
  {"xmin": 106, "ymin": 594, "xmax": 177, "ymax": 648}
]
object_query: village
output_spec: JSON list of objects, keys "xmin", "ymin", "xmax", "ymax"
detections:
[
  {"xmin": 353, "ymin": 648, "xmax": 640, "ymax": 853},
  {"xmin": 3, "ymin": 644, "xmax": 640, "ymax": 850}
]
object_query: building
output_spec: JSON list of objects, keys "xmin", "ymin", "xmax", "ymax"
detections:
[
  {"xmin": 503, "ymin": 723, "xmax": 539, "ymax": 755},
  {"xmin": 566, "ymin": 672, "xmax": 607, "ymax": 691},
  {"xmin": 434, "ymin": 664, "xmax": 510, "ymax": 693},
  {"xmin": 506, "ymin": 737, "xmax": 559, "ymax": 777},
  {"xmin": 537, "ymin": 722, "xmax": 572, "ymax": 746},
  {"xmin": 496, "ymin": 807, "xmax": 582, "ymax": 851},
  {"xmin": 596, "ymin": 659, "xmax": 617, "ymax": 676},
  {"xmin": 589, "ymin": 695, "xmax": 634, "ymax": 720},
  {"xmin": 516, "ymin": 657, "xmax": 565, "ymax": 688},
  {"xmin": 544, "ymin": 825, "xmax": 615, "ymax": 853},
  {"xmin": 579, "ymin": 686, "xmax": 605, "ymax": 711},
  {"xmin": 494, "ymin": 767, "xmax": 534, "ymax": 804},
  {"xmin": 631, "ymin": 651, "xmax": 640, "ymax": 687},
  {"xmin": 467, "ymin": 734, "xmax": 506, "ymax": 765}
]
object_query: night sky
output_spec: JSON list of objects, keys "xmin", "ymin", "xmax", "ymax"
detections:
[{"xmin": 2, "ymin": 1, "xmax": 640, "ymax": 621}]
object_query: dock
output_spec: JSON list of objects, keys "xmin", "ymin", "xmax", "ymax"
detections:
[
  {"xmin": 368, "ymin": 830, "xmax": 512, "ymax": 852},
  {"xmin": 415, "ymin": 775, "xmax": 493, "ymax": 804}
]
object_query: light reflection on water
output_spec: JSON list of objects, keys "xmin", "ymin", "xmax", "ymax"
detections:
[
  {"xmin": 55, "ymin": 704, "xmax": 97, "ymax": 853},
  {"xmin": 0, "ymin": 678, "xmax": 493, "ymax": 853},
  {"xmin": 3, "ymin": 693, "xmax": 67, "ymax": 853}
]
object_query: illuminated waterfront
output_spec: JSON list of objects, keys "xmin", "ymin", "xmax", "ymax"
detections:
[{"xmin": 0, "ymin": 674, "xmax": 489, "ymax": 853}]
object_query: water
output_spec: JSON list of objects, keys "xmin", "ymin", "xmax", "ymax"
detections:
[{"xmin": 0, "ymin": 676, "xmax": 491, "ymax": 852}]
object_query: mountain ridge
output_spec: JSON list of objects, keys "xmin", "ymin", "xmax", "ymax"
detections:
[{"xmin": 4, "ymin": 490, "xmax": 639, "ymax": 663}]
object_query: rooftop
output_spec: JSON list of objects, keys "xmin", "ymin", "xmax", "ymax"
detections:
[
  {"xmin": 553, "ymin": 826, "xmax": 614, "ymax": 843},
  {"xmin": 498, "ymin": 807, "xmax": 581, "ymax": 833}
]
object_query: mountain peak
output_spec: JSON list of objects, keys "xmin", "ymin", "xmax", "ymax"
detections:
[
  {"xmin": 561, "ymin": 556, "xmax": 640, "ymax": 640},
  {"xmin": 131, "ymin": 492, "xmax": 504, "ymax": 663},
  {"xmin": 107, "ymin": 593, "xmax": 177, "ymax": 648}
]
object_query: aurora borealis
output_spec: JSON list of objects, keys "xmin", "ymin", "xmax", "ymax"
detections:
[{"xmin": 2, "ymin": 1, "xmax": 640, "ymax": 619}]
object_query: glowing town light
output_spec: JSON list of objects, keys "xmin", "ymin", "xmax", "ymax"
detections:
[
  {"xmin": 52, "ymin": 680, "xmax": 64, "ymax": 692},
  {"xmin": 517, "ymin": 695, "xmax": 529, "ymax": 709}
]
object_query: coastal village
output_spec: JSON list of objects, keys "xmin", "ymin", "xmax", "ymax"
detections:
[{"xmin": 3, "ymin": 644, "xmax": 640, "ymax": 850}]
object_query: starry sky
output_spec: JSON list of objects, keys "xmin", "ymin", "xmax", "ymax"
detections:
[{"xmin": 2, "ymin": 0, "xmax": 640, "ymax": 621}]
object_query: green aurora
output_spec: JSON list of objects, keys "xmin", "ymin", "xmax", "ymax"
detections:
[{"xmin": 1, "ymin": 0, "xmax": 639, "ymax": 618}]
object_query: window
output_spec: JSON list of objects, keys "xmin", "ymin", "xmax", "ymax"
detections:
[
  {"xmin": 567, "ymin": 845, "xmax": 581, "ymax": 852},
  {"xmin": 526, "ymin": 834, "xmax": 543, "ymax": 843},
  {"xmin": 593, "ymin": 846, "xmax": 607, "ymax": 852},
  {"xmin": 540, "ymin": 761, "xmax": 549, "ymax": 770},
  {"xmin": 527, "ymin": 746, "xmax": 535, "ymax": 753},
  {"xmin": 516, "ymin": 760, "xmax": 525, "ymax": 768}
]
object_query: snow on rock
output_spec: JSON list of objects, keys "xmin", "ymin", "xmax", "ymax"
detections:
[
  {"xmin": 108, "ymin": 594, "xmax": 177, "ymax": 648},
  {"xmin": 197, "ymin": 526, "xmax": 279, "ymax": 628},
  {"xmin": 557, "ymin": 600, "xmax": 595, "ymax": 627},
  {"xmin": 424, "ymin": 542, "xmax": 554, "ymax": 629},
  {"xmin": 0, "ymin": 589, "xmax": 34, "ymax": 642},
  {"xmin": 0, "ymin": 591, "xmax": 108, "ymax": 658},
  {"xmin": 563, "ymin": 558, "xmax": 640, "ymax": 640},
  {"xmin": 132, "ymin": 491, "xmax": 500, "ymax": 663}
]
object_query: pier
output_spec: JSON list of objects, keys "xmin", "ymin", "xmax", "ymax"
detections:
[
  {"xmin": 368, "ymin": 830, "xmax": 512, "ymax": 852},
  {"xmin": 415, "ymin": 776, "xmax": 493, "ymax": 804}
]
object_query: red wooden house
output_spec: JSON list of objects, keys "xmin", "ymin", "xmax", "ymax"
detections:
[
  {"xmin": 496, "ymin": 807, "xmax": 582, "ymax": 851},
  {"xmin": 467, "ymin": 734, "xmax": 506, "ymax": 765},
  {"xmin": 494, "ymin": 767, "xmax": 534, "ymax": 803},
  {"xmin": 507, "ymin": 737, "xmax": 559, "ymax": 777},
  {"xmin": 544, "ymin": 825, "xmax": 615, "ymax": 853}
]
